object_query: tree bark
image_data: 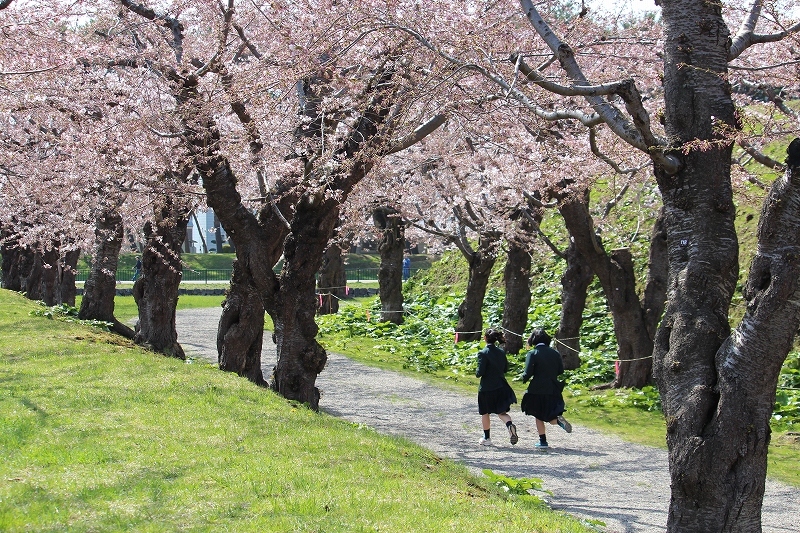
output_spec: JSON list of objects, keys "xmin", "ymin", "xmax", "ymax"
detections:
[
  {"xmin": 78, "ymin": 209, "xmax": 135, "ymax": 338},
  {"xmin": 37, "ymin": 243, "xmax": 80, "ymax": 307},
  {"xmin": 502, "ymin": 231, "xmax": 533, "ymax": 355},
  {"xmin": 373, "ymin": 206, "xmax": 405, "ymax": 324},
  {"xmin": 642, "ymin": 208, "xmax": 668, "ymax": 341},
  {"xmin": 269, "ymin": 197, "xmax": 339, "ymax": 409},
  {"xmin": 133, "ymin": 196, "xmax": 188, "ymax": 359},
  {"xmin": 39, "ymin": 246, "xmax": 60, "ymax": 306},
  {"xmin": 1, "ymin": 237, "xmax": 34, "ymax": 293},
  {"xmin": 556, "ymin": 241, "xmax": 594, "ymax": 370},
  {"xmin": 456, "ymin": 237, "xmax": 499, "ymax": 342},
  {"xmin": 57, "ymin": 248, "xmax": 80, "ymax": 307},
  {"xmin": 23, "ymin": 251, "xmax": 43, "ymax": 302},
  {"xmin": 217, "ymin": 259, "xmax": 268, "ymax": 385},
  {"xmin": 1, "ymin": 229, "xmax": 23, "ymax": 291},
  {"xmin": 557, "ymin": 187, "xmax": 654, "ymax": 386},
  {"xmin": 317, "ymin": 236, "xmax": 347, "ymax": 316},
  {"xmin": 652, "ymin": 2, "xmax": 796, "ymax": 530}
]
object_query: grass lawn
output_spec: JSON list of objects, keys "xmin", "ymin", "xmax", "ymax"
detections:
[{"xmin": 1, "ymin": 290, "xmax": 595, "ymax": 533}]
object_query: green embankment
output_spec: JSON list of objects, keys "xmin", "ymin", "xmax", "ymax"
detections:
[{"xmin": 0, "ymin": 289, "xmax": 596, "ymax": 533}]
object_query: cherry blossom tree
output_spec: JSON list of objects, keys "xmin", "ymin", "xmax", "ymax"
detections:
[{"xmin": 387, "ymin": 0, "xmax": 800, "ymax": 529}]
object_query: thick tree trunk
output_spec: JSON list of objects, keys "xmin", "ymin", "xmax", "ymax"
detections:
[
  {"xmin": 456, "ymin": 238, "xmax": 498, "ymax": 342},
  {"xmin": 558, "ymin": 188, "xmax": 653, "ymax": 386},
  {"xmin": 78, "ymin": 210, "xmax": 134, "ymax": 338},
  {"xmin": 133, "ymin": 198, "xmax": 188, "ymax": 359},
  {"xmin": 178, "ymin": 63, "xmax": 395, "ymax": 405},
  {"xmin": 653, "ymin": 3, "xmax": 794, "ymax": 530},
  {"xmin": 270, "ymin": 198, "xmax": 340, "ymax": 409},
  {"xmin": 39, "ymin": 247, "xmax": 60, "ymax": 306},
  {"xmin": 1, "ymin": 230, "xmax": 24, "ymax": 291},
  {"xmin": 1, "ymin": 240, "xmax": 34, "ymax": 293},
  {"xmin": 502, "ymin": 236, "xmax": 532, "ymax": 355},
  {"xmin": 23, "ymin": 251, "xmax": 43, "ymax": 302},
  {"xmin": 57, "ymin": 248, "xmax": 80, "ymax": 307},
  {"xmin": 556, "ymin": 241, "xmax": 594, "ymax": 370},
  {"xmin": 373, "ymin": 206, "xmax": 405, "ymax": 324},
  {"xmin": 317, "ymin": 238, "xmax": 347, "ymax": 316},
  {"xmin": 642, "ymin": 208, "xmax": 668, "ymax": 341},
  {"xmin": 217, "ymin": 259, "xmax": 268, "ymax": 386}
]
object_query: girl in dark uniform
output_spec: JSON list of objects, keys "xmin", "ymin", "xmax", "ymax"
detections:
[
  {"xmin": 476, "ymin": 328, "xmax": 519, "ymax": 446},
  {"xmin": 520, "ymin": 328, "xmax": 572, "ymax": 448}
]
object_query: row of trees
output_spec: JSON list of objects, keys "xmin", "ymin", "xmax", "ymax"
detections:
[{"xmin": 2, "ymin": 1, "xmax": 800, "ymax": 531}]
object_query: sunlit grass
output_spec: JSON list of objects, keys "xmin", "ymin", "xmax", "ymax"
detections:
[{"xmin": 1, "ymin": 289, "xmax": 596, "ymax": 533}]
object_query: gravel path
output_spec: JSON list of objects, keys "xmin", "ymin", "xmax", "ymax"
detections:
[{"xmin": 176, "ymin": 307, "xmax": 799, "ymax": 533}]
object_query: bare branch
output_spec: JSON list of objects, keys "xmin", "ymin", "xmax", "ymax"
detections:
[
  {"xmin": 233, "ymin": 22, "xmax": 263, "ymax": 59},
  {"xmin": 147, "ymin": 125, "xmax": 188, "ymax": 138},
  {"xmin": 383, "ymin": 113, "xmax": 448, "ymax": 155},
  {"xmin": 738, "ymin": 138, "xmax": 785, "ymax": 171},
  {"xmin": 588, "ymin": 126, "xmax": 650, "ymax": 176},
  {"xmin": 269, "ymin": 193, "xmax": 291, "ymax": 230},
  {"xmin": 519, "ymin": 208, "xmax": 565, "ymax": 259},
  {"xmin": 729, "ymin": 0, "xmax": 800, "ymax": 60},
  {"xmin": 119, "ymin": 0, "xmax": 184, "ymax": 62},
  {"xmin": 522, "ymin": 190, "xmax": 558, "ymax": 209},
  {"xmin": 729, "ymin": 59, "xmax": 800, "ymax": 72},
  {"xmin": 517, "ymin": 0, "xmax": 681, "ymax": 175},
  {"xmin": 0, "ymin": 65, "xmax": 62, "ymax": 76}
]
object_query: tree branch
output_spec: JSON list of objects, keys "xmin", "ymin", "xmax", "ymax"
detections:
[
  {"xmin": 383, "ymin": 113, "xmax": 448, "ymax": 155},
  {"xmin": 729, "ymin": 0, "xmax": 800, "ymax": 60},
  {"xmin": 119, "ymin": 0, "xmax": 184, "ymax": 62},
  {"xmin": 517, "ymin": 0, "xmax": 680, "ymax": 175}
]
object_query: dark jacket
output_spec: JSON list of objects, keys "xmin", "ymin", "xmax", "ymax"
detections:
[
  {"xmin": 475, "ymin": 344, "xmax": 509, "ymax": 392},
  {"xmin": 522, "ymin": 344, "xmax": 564, "ymax": 395}
]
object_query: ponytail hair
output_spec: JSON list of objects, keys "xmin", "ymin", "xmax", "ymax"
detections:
[{"xmin": 484, "ymin": 328, "xmax": 505, "ymax": 345}]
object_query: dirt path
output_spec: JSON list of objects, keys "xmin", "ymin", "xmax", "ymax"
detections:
[{"xmin": 176, "ymin": 307, "xmax": 799, "ymax": 533}]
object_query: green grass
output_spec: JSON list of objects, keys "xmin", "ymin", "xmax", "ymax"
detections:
[
  {"xmin": 315, "ymin": 290, "xmax": 800, "ymax": 488},
  {"xmin": 74, "ymin": 295, "xmax": 226, "ymax": 324},
  {"xmin": 0, "ymin": 289, "xmax": 595, "ymax": 533}
]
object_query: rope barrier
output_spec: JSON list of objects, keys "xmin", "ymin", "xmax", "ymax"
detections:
[{"xmin": 314, "ymin": 296, "xmax": 800, "ymax": 392}]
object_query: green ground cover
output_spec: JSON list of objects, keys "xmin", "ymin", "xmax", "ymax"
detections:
[
  {"xmin": 315, "ymin": 254, "xmax": 800, "ymax": 487},
  {"xmin": 0, "ymin": 290, "xmax": 596, "ymax": 533}
]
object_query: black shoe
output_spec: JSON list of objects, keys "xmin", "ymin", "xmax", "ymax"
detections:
[{"xmin": 508, "ymin": 423, "xmax": 519, "ymax": 445}]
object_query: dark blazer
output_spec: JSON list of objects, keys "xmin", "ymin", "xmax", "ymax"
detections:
[
  {"xmin": 522, "ymin": 344, "xmax": 564, "ymax": 395},
  {"xmin": 475, "ymin": 344, "xmax": 509, "ymax": 392}
]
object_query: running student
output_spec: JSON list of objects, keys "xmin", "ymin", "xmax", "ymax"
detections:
[
  {"xmin": 520, "ymin": 328, "xmax": 572, "ymax": 448},
  {"xmin": 475, "ymin": 328, "xmax": 519, "ymax": 446}
]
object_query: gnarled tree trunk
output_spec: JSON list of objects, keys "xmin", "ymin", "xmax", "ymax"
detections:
[
  {"xmin": 39, "ymin": 246, "xmax": 60, "ymax": 306},
  {"xmin": 57, "ymin": 248, "xmax": 80, "ymax": 307},
  {"xmin": 557, "ymin": 187, "xmax": 654, "ymax": 386},
  {"xmin": 1, "ymin": 240, "xmax": 34, "ymax": 294},
  {"xmin": 456, "ymin": 237, "xmax": 499, "ymax": 342},
  {"xmin": 269, "ymin": 197, "xmax": 339, "ymax": 409},
  {"xmin": 373, "ymin": 206, "xmax": 405, "ymax": 324},
  {"xmin": 652, "ymin": 3, "xmax": 800, "ymax": 530},
  {"xmin": 23, "ymin": 251, "xmax": 43, "ymax": 302},
  {"xmin": 556, "ymin": 241, "xmax": 594, "ymax": 370},
  {"xmin": 1, "ymin": 229, "xmax": 24, "ymax": 291},
  {"xmin": 79, "ymin": 209, "xmax": 134, "ymax": 338},
  {"xmin": 317, "ymin": 236, "xmax": 347, "ymax": 316},
  {"xmin": 38, "ymin": 243, "xmax": 80, "ymax": 307},
  {"xmin": 502, "ymin": 231, "xmax": 533, "ymax": 355},
  {"xmin": 133, "ymin": 196, "xmax": 188, "ymax": 359},
  {"xmin": 218, "ymin": 259, "xmax": 268, "ymax": 385}
]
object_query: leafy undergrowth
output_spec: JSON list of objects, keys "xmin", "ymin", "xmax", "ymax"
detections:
[{"xmin": 316, "ymin": 260, "xmax": 800, "ymax": 485}]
